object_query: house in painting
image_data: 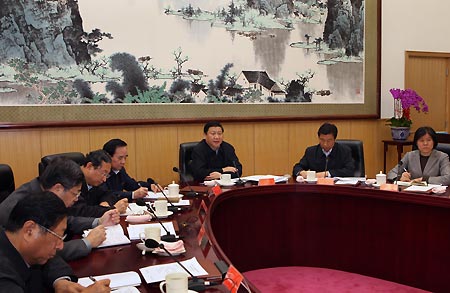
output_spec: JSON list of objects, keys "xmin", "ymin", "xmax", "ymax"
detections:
[{"xmin": 236, "ymin": 71, "xmax": 285, "ymax": 100}]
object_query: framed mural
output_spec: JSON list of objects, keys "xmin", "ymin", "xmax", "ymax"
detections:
[{"xmin": 0, "ymin": 0, "xmax": 380, "ymax": 124}]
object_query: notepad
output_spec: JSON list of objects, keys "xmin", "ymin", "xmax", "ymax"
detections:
[
  {"xmin": 126, "ymin": 222, "xmax": 176, "ymax": 240},
  {"xmin": 83, "ymin": 224, "xmax": 130, "ymax": 248},
  {"xmin": 78, "ymin": 271, "xmax": 141, "ymax": 289},
  {"xmin": 404, "ymin": 185, "xmax": 434, "ymax": 193}
]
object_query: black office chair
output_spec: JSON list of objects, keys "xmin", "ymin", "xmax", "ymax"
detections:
[
  {"xmin": 178, "ymin": 142, "xmax": 199, "ymax": 182},
  {"xmin": 336, "ymin": 139, "xmax": 365, "ymax": 177},
  {"xmin": 436, "ymin": 143, "xmax": 450, "ymax": 159},
  {"xmin": 38, "ymin": 152, "xmax": 86, "ymax": 176},
  {"xmin": 0, "ymin": 164, "xmax": 15, "ymax": 203}
]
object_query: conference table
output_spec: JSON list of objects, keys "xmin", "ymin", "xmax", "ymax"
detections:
[
  {"xmin": 70, "ymin": 180, "xmax": 450, "ymax": 292},
  {"xmin": 69, "ymin": 193, "xmax": 225, "ymax": 293}
]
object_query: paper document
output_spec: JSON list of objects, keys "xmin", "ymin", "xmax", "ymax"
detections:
[
  {"xmin": 172, "ymin": 199, "xmax": 190, "ymax": 206},
  {"xmin": 145, "ymin": 191, "xmax": 182, "ymax": 200},
  {"xmin": 121, "ymin": 203, "xmax": 148, "ymax": 216},
  {"xmin": 404, "ymin": 185, "xmax": 434, "ymax": 193},
  {"xmin": 83, "ymin": 224, "xmax": 130, "ymax": 248},
  {"xmin": 78, "ymin": 271, "xmax": 141, "ymax": 289},
  {"xmin": 139, "ymin": 257, "xmax": 209, "ymax": 283},
  {"xmin": 241, "ymin": 175, "xmax": 289, "ymax": 183},
  {"xmin": 127, "ymin": 222, "xmax": 176, "ymax": 240},
  {"xmin": 334, "ymin": 177, "xmax": 365, "ymax": 185}
]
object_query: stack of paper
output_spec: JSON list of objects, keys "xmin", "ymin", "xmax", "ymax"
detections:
[
  {"xmin": 78, "ymin": 271, "xmax": 141, "ymax": 289},
  {"xmin": 139, "ymin": 257, "xmax": 208, "ymax": 283},
  {"xmin": 241, "ymin": 175, "xmax": 290, "ymax": 183},
  {"xmin": 126, "ymin": 222, "xmax": 176, "ymax": 240}
]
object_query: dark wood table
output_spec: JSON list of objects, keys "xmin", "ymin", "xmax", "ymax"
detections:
[
  {"xmin": 69, "ymin": 195, "xmax": 225, "ymax": 292},
  {"xmin": 382, "ymin": 139, "xmax": 414, "ymax": 173},
  {"xmin": 205, "ymin": 183, "xmax": 450, "ymax": 293}
]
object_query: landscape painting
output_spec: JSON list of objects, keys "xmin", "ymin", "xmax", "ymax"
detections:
[{"xmin": 0, "ymin": 0, "xmax": 378, "ymax": 122}]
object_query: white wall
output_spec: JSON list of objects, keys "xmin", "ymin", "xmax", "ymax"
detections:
[{"xmin": 381, "ymin": 0, "xmax": 450, "ymax": 118}]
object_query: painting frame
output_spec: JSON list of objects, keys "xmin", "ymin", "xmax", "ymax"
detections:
[{"xmin": 0, "ymin": 0, "xmax": 380, "ymax": 126}]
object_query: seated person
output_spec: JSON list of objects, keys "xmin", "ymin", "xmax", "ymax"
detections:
[
  {"xmin": 190, "ymin": 121, "xmax": 242, "ymax": 181},
  {"xmin": 102, "ymin": 138, "xmax": 160, "ymax": 200},
  {"xmin": 70, "ymin": 150, "xmax": 128, "ymax": 217},
  {"xmin": 388, "ymin": 126, "xmax": 450, "ymax": 185},
  {"xmin": 293, "ymin": 122, "xmax": 355, "ymax": 178},
  {"xmin": 0, "ymin": 157, "xmax": 120, "ymax": 261},
  {"xmin": 0, "ymin": 191, "xmax": 110, "ymax": 292}
]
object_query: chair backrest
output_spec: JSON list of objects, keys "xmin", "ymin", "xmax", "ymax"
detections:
[
  {"xmin": 0, "ymin": 164, "xmax": 15, "ymax": 203},
  {"xmin": 178, "ymin": 142, "xmax": 199, "ymax": 182},
  {"xmin": 336, "ymin": 139, "xmax": 365, "ymax": 177},
  {"xmin": 38, "ymin": 152, "xmax": 86, "ymax": 176},
  {"xmin": 436, "ymin": 143, "xmax": 450, "ymax": 159}
]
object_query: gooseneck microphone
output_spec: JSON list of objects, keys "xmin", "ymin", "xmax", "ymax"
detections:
[
  {"xmin": 396, "ymin": 160, "xmax": 404, "ymax": 182},
  {"xmin": 135, "ymin": 199, "xmax": 177, "ymax": 242},
  {"xmin": 232, "ymin": 160, "xmax": 245, "ymax": 186},
  {"xmin": 145, "ymin": 239, "xmax": 219, "ymax": 291},
  {"xmin": 173, "ymin": 167, "xmax": 198, "ymax": 197},
  {"xmin": 324, "ymin": 156, "xmax": 329, "ymax": 178},
  {"xmin": 151, "ymin": 180, "xmax": 183, "ymax": 213}
]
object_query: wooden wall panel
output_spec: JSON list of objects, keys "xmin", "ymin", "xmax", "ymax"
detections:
[
  {"xmin": 1, "ymin": 120, "xmax": 408, "ymax": 187},
  {"xmin": 0, "ymin": 131, "xmax": 41, "ymax": 184},
  {"xmin": 222, "ymin": 123, "xmax": 255, "ymax": 177},
  {"xmin": 254, "ymin": 122, "xmax": 291, "ymax": 175},
  {"xmin": 135, "ymin": 126, "xmax": 178, "ymax": 186},
  {"xmin": 89, "ymin": 127, "xmax": 137, "ymax": 177}
]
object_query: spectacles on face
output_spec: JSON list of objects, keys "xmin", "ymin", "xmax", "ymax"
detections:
[
  {"xmin": 37, "ymin": 223, "xmax": 67, "ymax": 241},
  {"xmin": 95, "ymin": 167, "xmax": 111, "ymax": 179},
  {"xmin": 65, "ymin": 189, "xmax": 81, "ymax": 199}
]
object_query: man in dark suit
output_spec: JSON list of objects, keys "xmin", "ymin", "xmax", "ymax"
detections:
[
  {"xmin": 70, "ymin": 150, "xmax": 128, "ymax": 217},
  {"xmin": 293, "ymin": 122, "xmax": 355, "ymax": 178},
  {"xmin": 0, "ymin": 191, "xmax": 110, "ymax": 292},
  {"xmin": 102, "ymin": 138, "xmax": 159, "ymax": 200},
  {"xmin": 190, "ymin": 121, "xmax": 243, "ymax": 181}
]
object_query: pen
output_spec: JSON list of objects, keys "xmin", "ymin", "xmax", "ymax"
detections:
[
  {"xmin": 403, "ymin": 168, "xmax": 408, "ymax": 172},
  {"xmin": 89, "ymin": 276, "xmax": 97, "ymax": 283}
]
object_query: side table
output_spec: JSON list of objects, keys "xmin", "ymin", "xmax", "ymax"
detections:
[{"xmin": 382, "ymin": 140, "xmax": 414, "ymax": 173}]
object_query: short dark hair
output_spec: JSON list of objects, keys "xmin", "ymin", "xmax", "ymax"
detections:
[
  {"xmin": 40, "ymin": 157, "xmax": 84, "ymax": 190},
  {"xmin": 103, "ymin": 139, "xmax": 127, "ymax": 157},
  {"xmin": 5, "ymin": 191, "xmax": 67, "ymax": 232},
  {"xmin": 413, "ymin": 126, "xmax": 437, "ymax": 150},
  {"xmin": 84, "ymin": 150, "xmax": 111, "ymax": 168},
  {"xmin": 318, "ymin": 122, "xmax": 338, "ymax": 139},
  {"xmin": 203, "ymin": 121, "xmax": 224, "ymax": 134}
]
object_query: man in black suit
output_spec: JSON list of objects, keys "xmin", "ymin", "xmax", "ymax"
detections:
[
  {"xmin": 0, "ymin": 191, "xmax": 110, "ymax": 292},
  {"xmin": 102, "ymin": 138, "xmax": 159, "ymax": 200},
  {"xmin": 293, "ymin": 122, "xmax": 355, "ymax": 178}
]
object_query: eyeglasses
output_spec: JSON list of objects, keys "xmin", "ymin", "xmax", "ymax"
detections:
[
  {"xmin": 37, "ymin": 223, "xmax": 67, "ymax": 241},
  {"xmin": 66, "ymin": 189, "xmax": 81, "ymax": 198},
  {"xmin": 95, "ymin": 167, "xmax": 111, "ymax": 179}
]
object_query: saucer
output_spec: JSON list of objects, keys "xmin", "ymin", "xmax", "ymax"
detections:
[
  {"xmin": 216, "ymin": 180, "xmax": 235, "ymax": 187},
  {"xmin": 155, "ymin": 210, "xmax": 173, "ymax": 218},
  {"xmin": 372, "ymin": 183, "xmax": 381, "ymax": 188},
  {"xmin": 305, "ymin": 179, "xmax": 318, "ymax": 183},
  {"xmin": 136, "ymin": 242, "xmax": 155, "ymax": 252}
]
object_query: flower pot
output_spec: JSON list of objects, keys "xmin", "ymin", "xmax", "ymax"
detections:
[{"xmin": 390, "ymin": 126, "xmax": 410, "ymax": 141}]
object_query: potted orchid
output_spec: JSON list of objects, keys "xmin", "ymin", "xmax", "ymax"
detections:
[{"xmin": 386, "ymin": 88, "xmax": 428, "ymax": 140}]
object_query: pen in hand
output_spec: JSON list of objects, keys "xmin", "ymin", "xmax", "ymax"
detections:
[{"xmin": 89, "ymin": 276, "xmax": 97, "ymax": 283}]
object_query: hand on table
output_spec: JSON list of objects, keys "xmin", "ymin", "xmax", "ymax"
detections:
[
  {"xmin": 114, "ymin": 198, "xmax": 128, "ymax": 214},
  {"xmin": 150, "ymin": 183, "xmax": 163, "ymax": 193},
  {"xmin": 86, "ymin": 225, "xmax": 106, "ymax": 248},
  {"xmin": 133, "ymin": 186, "xmax": 148, "ymax": 198},
  {"xmin": 98, "ymin": 209, "xmax": 120, "ymax": 226},
  {"xmin": 205, "ymin": 171, "xmax": 221, "ymax": 180}
]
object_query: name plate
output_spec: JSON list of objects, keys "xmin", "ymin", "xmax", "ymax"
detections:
[{"xmin": 317, "ymin": 178, "xmax": 335, "ymax": 185}]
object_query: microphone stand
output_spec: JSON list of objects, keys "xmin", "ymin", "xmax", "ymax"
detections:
[
  {"xmin": 173, "ymin": 167, "xmax": 198, "ymax": 197},
  {"xmin": 324, "ymin": 156, "xmax": 329, "ymax": 178},
  {"xmin": 396, "ymin": 160, "xmax": 404, "ymax": 183},
  {"xmin": 153, "ymin": 181, "xmax": 184, "ymax": 213},
  {"xmin": 232, "ymin": 160, "xmax": 245, "ymax": 186},
  {"xmin": 135, "ymin": 199, "xmax": 177, "ymax": 242},
  {"xmin": 145, "ymin": 239, "xmax": 218, "ymax": 291}
]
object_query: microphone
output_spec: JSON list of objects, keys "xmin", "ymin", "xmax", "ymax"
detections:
[
  {"xmin": 172, "ymin": 167, "xmax": 198, "ymax": 197},
  {"xmin": 135, "ymin": 199, "xmax": 177, "ymax": 242},
  {"xmin": 151, "ymin": 180, "xmax": 183, "ymax": 213},
  {"xmin": 232, "ymin": 160, "xmax": 245, "ymax": 186},
  {"xmin": 145, "ymin": 239, "xmax": 219, "ymax": 291},
  {"xmin": 324, "ymin": 156, "xmax": 329, "ymax": 178}
]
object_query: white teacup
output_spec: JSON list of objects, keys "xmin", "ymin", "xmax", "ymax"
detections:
[
  {"xmin": 376, "ymin": 173, "xmax": 387, "ymax": 185},
  {"xmin": 220, "ymin": 173, "xmax": 232, "ymax": 183},
  {"xmin": 167, "ymin": 182, "xmax": 179, "ymax": 197},
  {"xmin": 154, "ymin": 200, "xmax": 168, "ymax": 216},
  {"xmin": 306, "ymin": 170, "xmax": 316, "ymax": 181},
  {"xmin": 159, "ymin": 272, "xmax": 188, "ymax": 293},
  {"xmin": 139, "ymin": 226, "xmax": 161, "ymax": 243}
]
